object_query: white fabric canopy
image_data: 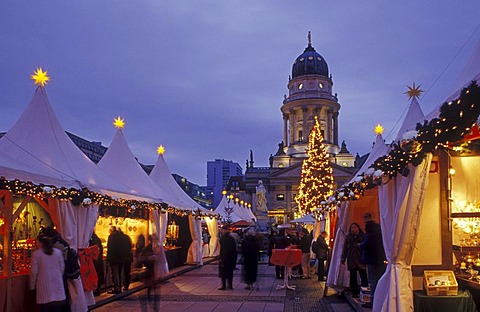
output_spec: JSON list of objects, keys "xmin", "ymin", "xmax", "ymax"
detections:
[
  {"xmin": 186, "ymin": 215, "xmax": 203, "ymax": 265},
  {"xmin": 149, "ymin": 154, "xmax": 212, "ymax": 214},
  {"xmin": 0, "ymin": 87, "xmax": 151, "ymax": 200},
  {"xmin": 395, "ymin": 97, "xmax": 425, "ymax": 142},
  {"xmin": 205, "ymin": 217, "xmax": 220, "ymax": 257},
  {"xmin": 374, "ymin": 155, "xmax": 432, "ymax": 312},
  {"xmin": 97, "ymin": 129, "xmax": 165, "ymax": 202},
  {"xmin": 149, "ymin": 210, "xmax": 169, "ymax": 278},
  {"xmin": 326, "ymin": 202, "xmax": 350, "ymax": 288},
  {"xmin": 291, "ymin": 213, "xmax": 315, "ymax": 224},
  {"xmin": 214, "ymin": 195, "xmax": 251, "ymax": 223}
]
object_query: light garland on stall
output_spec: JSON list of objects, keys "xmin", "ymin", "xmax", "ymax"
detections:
[{"xmin": 332, "ymin": 81, "xmax": 480, "ymax": 206}]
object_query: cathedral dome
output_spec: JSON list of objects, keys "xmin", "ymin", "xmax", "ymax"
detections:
[{"xmin": 292, "ymin": 42, "xmax": 328, "ymax": 79}]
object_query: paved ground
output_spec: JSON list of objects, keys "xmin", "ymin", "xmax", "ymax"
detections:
[{"xmin": 89, "ymin": 260, "xmax": 356, "ymax": 312}]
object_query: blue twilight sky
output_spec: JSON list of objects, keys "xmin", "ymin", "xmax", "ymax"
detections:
[{"xmin": 1, "ymin": 2, "xmax": 480, "ymax": 185}]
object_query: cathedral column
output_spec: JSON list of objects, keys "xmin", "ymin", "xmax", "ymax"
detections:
[
  {"xmin": 326, "ymin": 108, "xmax": 332, "ymax": 144},
  {"xmin": 333, "ymin": 111, "xmax": 339, "ymax": 146},
  {"xmin": 283, "ymin": 113, "xmax": 288, "ymax": 147},
  {"xmin": 289, "ymin": 109, "xmax": 296, "ymax": 146},
  {"xmin": 302, "ymin": 106, "xmax": 308, "ymax": 142},
  {"xmin": 286, "ymin": 184, "xmax": 292, "ymax": 218}
]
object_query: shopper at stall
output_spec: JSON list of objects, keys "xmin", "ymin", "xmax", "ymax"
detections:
[
  {"xmin": 274, "ymin": 229, "xmax": 291, "ymax": 279},
  {"xmin": 358, "ymin": 212, "xmax": 386, "ymax": 309},
  {"xmin": 135, "ymin": 234, "xmax": 146, "ymax": 268},
  {"xmin": 29, "ymin": 232, "xmax": 69, "ymax": 312},
  {"xmin": 241, "ymin": 230, "xmax": 259, "ymax": 290},
  {"xmin": 341, "ymin": 223, "xmax": 368, "ymax": 298},
  {"xmin": 106, "ymin": 226, "xmax": 124, "ymax": 294},
  {"xmin": 119, "ymin": 228, "xmax": 133, "ymax": 291},
  {"xmin": 299, "ymin": 228, "xmax": 313, "ymax": 279},
  {"xmin": 218, "ymin": 226, "xmax": 238, "ymax": 290},
  {"xmin": 312, "ymin": 231, "xmax": 329, "ymax": 281},
  {"xmin": 89, "ymin": 231, "xmax": 105, "ymax": 296}
]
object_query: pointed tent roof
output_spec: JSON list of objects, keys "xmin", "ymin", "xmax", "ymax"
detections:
[
  {"xmin": 395, "ymin": 97, "xmax": 425, "ymax": 142},
  {"xmin": 345, "ymin": 133, "xmax": 388, "ymax": 186},
  {"xmin": 0, "ymin": 87, "xmax": 144, "ymax": 199},
  {"xmin": 150, "ymin": 153, "xmax": 212, "ymax": 214},
  {"xmin": 214, "ymin": 195, "xmax": 249, "ymax": 223},
  {"xmin": 97, "ymin": 128, "xmax": 164, "ymax": 203}
]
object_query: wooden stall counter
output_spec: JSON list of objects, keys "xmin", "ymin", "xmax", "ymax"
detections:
[{"xmin": 0, "ymin": 273, "xmax": 38, "ymax": 311}]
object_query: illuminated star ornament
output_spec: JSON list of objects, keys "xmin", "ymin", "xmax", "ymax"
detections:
[
  {"xmin": 374, "ymin": 124, "xmax": 384, "ymax": 135},
  {"xmin": 113, "ymin": 116, "xmax": 125, "ymax": 129},
  {"xmin": 157, "ymin": 145, "xmax": 166, "ymax": 155},
  {"xmin": 404, "ymin": 82, "xmax": 424, "ymax": 100},
  {"xmin": 31, "ymin": 68, "xmax": 50, "ymax": 87}
]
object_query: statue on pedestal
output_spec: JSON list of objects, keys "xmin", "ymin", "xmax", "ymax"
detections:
[{"xmin": 256, "ymin": 180, "xmax": 267, "ymax": 213}]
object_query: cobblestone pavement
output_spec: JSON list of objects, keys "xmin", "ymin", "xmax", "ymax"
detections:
[{"xmin": 90, "ymin": 261, "xmax": 354, "ymax": 312}]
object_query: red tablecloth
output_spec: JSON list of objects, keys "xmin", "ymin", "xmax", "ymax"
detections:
[{"xmin": 270, "ymin": 248, "xmax": 302, "ymax": 267}]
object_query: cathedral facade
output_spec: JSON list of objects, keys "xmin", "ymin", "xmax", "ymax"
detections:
[{"xmin": 244, "ymin": 34, "xmax": 357, "ymax": 224}]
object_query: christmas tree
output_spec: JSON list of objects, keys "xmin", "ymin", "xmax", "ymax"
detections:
[{"xmin": 296, "ymin": 116, "xmax": 334, "ymax": 214}]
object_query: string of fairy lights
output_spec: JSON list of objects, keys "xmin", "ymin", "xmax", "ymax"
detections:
[
  {"xmin": 314, "ymin": 81, "xmax": 480, "ymax": 212},
  {"xmin": 0, "ymin": 68, "xmax": 220, "ymax": 220}
]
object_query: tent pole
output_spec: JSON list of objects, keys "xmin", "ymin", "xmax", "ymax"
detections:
[{"xmin": 5, "ymin": 192, "xmax": 13, "ymax": 312}]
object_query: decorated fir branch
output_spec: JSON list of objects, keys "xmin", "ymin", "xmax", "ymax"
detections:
[
  {"xmin": 0, "ymin": 177, "xmax": 219, "ymax": 219},
  {"xmin": 333, "ymin": 80, "xmax": 480, "ymax": 204},
  {"xmin": 295, "ymin": 116, "xmax": 334, "ymax": 214}
]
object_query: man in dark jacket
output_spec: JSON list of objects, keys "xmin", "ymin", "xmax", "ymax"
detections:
[
  {"xmin": 218, "ymin": 227, "xmax": 238, "ymax": 290},
  {"xmin": 107, "ymin": 226, "xmax": 124, "ymax": 293},
  {"xmin": 119, "ymin": 229, "xmax": 133, "ymax": 291},
  {"xmin": 358, "ymin": 213, "xmax": 386, "ymax": 309},
  {"xmin": 312, "ymin": 231, "xmax": 329, "ymax": 281},
  {"xmin": 299, "ymin": 229, "xmax": 313, "ymax": 278}
]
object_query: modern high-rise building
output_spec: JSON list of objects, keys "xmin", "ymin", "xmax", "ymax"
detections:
[{"xmin": 207, "ymin": 159, "xmax": 243, "ymax": 207}]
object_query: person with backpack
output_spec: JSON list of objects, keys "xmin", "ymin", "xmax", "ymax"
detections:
[{"xmin": 29, "ymin": 232, "xmax": 69, "ymax": 312}]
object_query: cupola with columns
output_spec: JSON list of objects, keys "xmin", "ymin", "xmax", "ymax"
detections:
[{"xmin": 279, "ymin": 31, "xmax": 340, "ymax": 160}]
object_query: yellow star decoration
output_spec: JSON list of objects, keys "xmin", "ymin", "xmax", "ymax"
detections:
[
  {"xmin": 374, "ymin": 124, "xmax": 384, "ymax": 135},
  {"xmin": 157, "ymin": 145, "xmax": 166, "ymax": 155},
  {"xmin": 404, "ymin": 82, "xmax": 424, "ymax": 100},
  {"xmin": 113, "ymin": 116, "xmax": 125, "ymax": 129},
  {"xmin": 31, "ymin": 68, "xmax": 50, "ymax": 87}
]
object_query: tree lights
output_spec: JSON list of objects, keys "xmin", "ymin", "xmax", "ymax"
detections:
[{"xmin": 295, "ymin": 116, "xmax": 334, "ymax": 214}]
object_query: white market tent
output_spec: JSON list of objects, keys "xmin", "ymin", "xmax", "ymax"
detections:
[
  {"xmin": 150, "ymin": 152, "xmax": 219, "ymax": 262},
  {"xmin": 0, "ymin": 86, "xmax": 159, "ymax": 311},
  {"xmin": 291, "ymin": 213, "xmax": 316, "ymax": 224},
  {"xmin": 214, "ymin": 194, "xmax": 251, "ymax": 224},
  {"xmin": 97, "ymin": 127, "xmax": 172, "ymax": 277}
]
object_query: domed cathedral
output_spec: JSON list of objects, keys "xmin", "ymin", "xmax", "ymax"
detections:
[{"xmin": 244, "ymin": 32, "xmax": 357, "ymax": 225}]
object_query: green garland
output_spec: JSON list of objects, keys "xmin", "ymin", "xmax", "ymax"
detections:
[{"xmin": 334, "ymin": 81, "xmax": 480, "ymax": 203}]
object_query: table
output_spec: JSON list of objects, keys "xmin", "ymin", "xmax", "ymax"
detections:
[
  {"xmin": 413, "ymin": 290, "xmax": 477, "ymax": 312},
  {"xmin": 270, "ymin": 248, "xmax": 302, "ymax": 290}
]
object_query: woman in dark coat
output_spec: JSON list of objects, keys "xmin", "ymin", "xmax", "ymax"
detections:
[
  {"xmin": 218, "ymin": 227, "xmax": 238, "ymax": 290},
  {"xmin": 341, "ymin": 223, "xmax": 368, "ymax": 298},
  {"xmin": 241, "ymin": 230, "xmax": 259, "ymax": 290},
  {"xmin": 312, "ymin": 231, "xmax": 329, "ymax": 281},
  {"xmin": 89, "ymin": 232, "xmax": 105, "ymax": 296}
]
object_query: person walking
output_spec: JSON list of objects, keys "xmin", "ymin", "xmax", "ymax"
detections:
[
  {"xmin": 312, "ymin": 231, "xmax": 329, "ymax": 281},
  {"xmin": 218, "ymin": 226, "xmax": 238, "ymax": 290},
  {"xmin": 358, "ymin": 213, "xmax": 386, "ymax": 309},
  {"xmin": 138, "ymin": 235, "xmax": 161, "ymax": 312},
  {"xmin": 29, "ymin": 232, "xmax": 69, "ymax": 312},
  {"xmin": 274, "ymin": 229, "xmax": 291, "ymax": 279},
  {"xmin": 241, "ymin": 230, "xmax": 259, "ymax": 290},
  {"xmin": 341, "ymin": 223, "xmax": 368, "ymax": 298},
  {"xmin": 299, "ymin": 228, "xmax": 313, "ymax": 278},
  {"xmin": 106, "ymin": 226, "xmax": 124, "ymax": 294}
]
